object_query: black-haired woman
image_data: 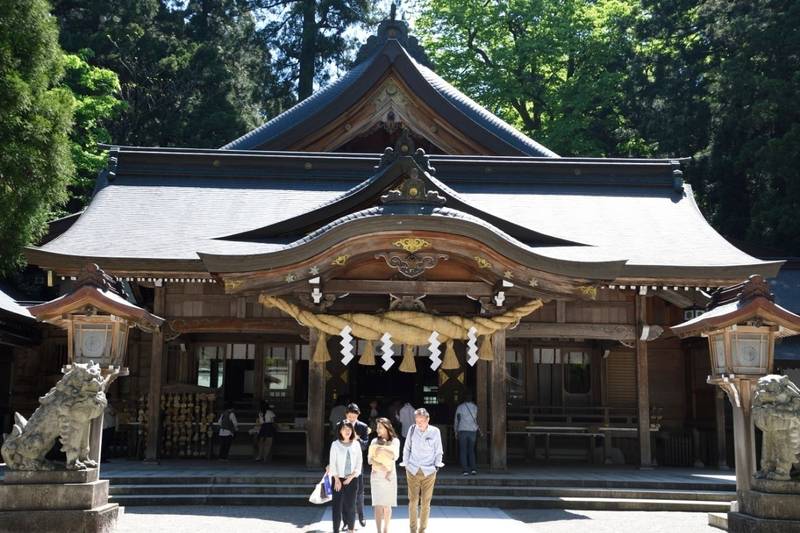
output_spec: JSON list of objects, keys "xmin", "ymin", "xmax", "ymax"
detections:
[
  {"xmin": 255, "ymin": 402, "xmax": 276, "ymax": 462},
  {"xmin": 329, "ymin": 421, "xmax": 362, "ymax": 533}
]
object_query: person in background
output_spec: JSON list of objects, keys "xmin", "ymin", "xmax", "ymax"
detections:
[
  {"xmin": 329, "ymin": 396, "xmax": 348, "ymax": 438},
  {"xmin": 402, "ymin": 408, "xmax": 444, "ymax": 533},
  {"xmin": 454, "ymin": 393, "xmax": 480, "ymax": 476},
  {"xmin": 255, "ymin": 401, "xmax": 276, "ymax": 462},
  {"xmin": 396, "ymin": 400, "xmax": 415, "ymax": 446},
  {"xmin": 345, "ymin": 403, "xmax": 371, "ymax": 528},
  {"xmin": 329, "ymin": 421, "xmax": 362, "ymax": 533},
  {"xmin": 101, "ymin": 403, "xmax": 117, "ymax": 463},
  {"xmin": 368, "ymin": 399, "xmax": 380, "ymax": 429},
  {"xmin": 217, "ymin": 404, "xmax": 238, "ymax": 460}
]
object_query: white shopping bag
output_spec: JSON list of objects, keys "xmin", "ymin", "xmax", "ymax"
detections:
[{"xmin": 308, "ymin": 475, "xmax": 332, "ymax": 504}]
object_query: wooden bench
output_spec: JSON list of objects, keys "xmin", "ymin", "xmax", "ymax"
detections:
[{"xmin": 507, "ymin": 425, "xmax": 607, "ymax": 464}]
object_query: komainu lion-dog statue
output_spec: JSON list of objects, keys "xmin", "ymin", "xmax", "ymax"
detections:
[
  {"xmin": 1, "ymin": 362, "xmax": 112, "ymax": 471},
  {"xmin": 753, "ymin": 374, "xmax": 800, "ymax": 481}
]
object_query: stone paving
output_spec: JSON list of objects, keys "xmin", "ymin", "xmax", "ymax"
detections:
[
  {"xmin": 116, "ymin": 505, "xmax": 720, "ymax": 532},
  {"xmin": 116, "ymin": 505, "xmax": 323, "ymax": 533}
]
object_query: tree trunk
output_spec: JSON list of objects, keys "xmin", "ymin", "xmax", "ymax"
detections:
[{"xmin": 298, "ymin": 0, "xmax": 317, "ymax": 101}]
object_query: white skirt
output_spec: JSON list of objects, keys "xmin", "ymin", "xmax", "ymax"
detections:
[{"xmin": 370, "ymin": 467, "xmax": 398, "ymax": 507}]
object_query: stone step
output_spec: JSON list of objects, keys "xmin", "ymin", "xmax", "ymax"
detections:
[
  {"xmin": 108, "ymin": 482, "xmax": 734, "ymax": 502},
  {"xmin": 708, "ymin": 511, "xmax": 730, "ymax": 530},
  {"xmin": 108, "ymin": 492, "xmax": 733, "ymax": 512},
  {"xmin": 105, "ymin": 475, "xmax": 733, "ymax": 492}
]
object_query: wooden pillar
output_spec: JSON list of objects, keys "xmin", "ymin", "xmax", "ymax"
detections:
[
  {"xmin": 490, "ymin": 330, "xmax": 507, "ymax": 471},
  {"xmin": 635, "ymin": 293, "xmax": 653, "ymax": 468},
  {"xmin": 724, "ymin": 379, "xmax": 756, "ymax": 491},
  {"xmin": 715, "ymin": 388, "xmax": 729, "ymax": 469},
  {"xmin": 145, "ymin": 284, "xmax": 165, "ymax": 462},
  {"xmin": 306, "ymin": 329, "xmax": 326, "ymax": 468},
  {"xmin": 476, "ymin": 359, "xmax": 488, "ymax": 464}
]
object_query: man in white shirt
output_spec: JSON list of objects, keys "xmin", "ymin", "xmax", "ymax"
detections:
[
  {"xmin": 402, "ymin": 408, "xmax": 443, "ymax": 533},
  {"xmin": 217, "ymin": 406, "xmax": 238, "ymax": 460},
  {"xmin": 454, "ymin": 393, "xmax": 480, "ymax": 475},
  {"xmin": 396, "ymin": 401, "xmax": 415, "ymax": 443}
]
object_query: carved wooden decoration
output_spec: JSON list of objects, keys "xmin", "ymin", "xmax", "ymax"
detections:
[{"xmin": 375, "ymin": 251, "xmax": 448, "ymax": 278}]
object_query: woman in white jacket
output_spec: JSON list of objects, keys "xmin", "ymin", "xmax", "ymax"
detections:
[{"xmin": 329, "ymin": 420, "xmax": 363, "ymax": 533}]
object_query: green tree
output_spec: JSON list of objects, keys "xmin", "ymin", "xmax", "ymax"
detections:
[
  {"xmin": 53, "ymin": 0, "xmax": 285, "ymax": 147},
  {"xmin": 416, "ymin": 0, "xmax": 649, "ymax": 156},
  {"xmin": 62, "ymin": 52, "xmax": 124, "ymax": 208},
  {"xmin": 697, "ymin": 0, "xmax": 800, "ymax": 254},
  {"xmin": 0, "ymin": 0, "xmax": 75, "ymax": 274},
  {"xmin": 262, "ymin": 0, "xmax": 376, "ymax": 101}
]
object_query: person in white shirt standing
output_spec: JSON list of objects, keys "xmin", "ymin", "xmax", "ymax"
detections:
[
  {"xmin": 401, "ymin": 408, "xmax": 443, "ymax": 533},
  {"xmin": 396, "ymin": 401, "xmax": 415, "ymax": 445},
  {"xmin": 329, "ymin": 421, "xmax": 362, "ymax": 533},
  {"xmin": 454, "ymin": 393, "xmax": 480, "ymax": 476},
  {"xmin": 217, "ymin": 405, "xmax": 238, "ymax": 460}
]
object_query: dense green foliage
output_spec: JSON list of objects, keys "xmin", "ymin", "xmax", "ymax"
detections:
[
  {"xmin": 0, "ymin": 0, "xmax": 74, "ymax": 274},
  {"xmin": 62, "ymin": 52, "xmax": 124, "ymax": 207},
  {"xmin": 261, "ymin": 0, "xmax": 376, "ymax": 101},
  {"xmin": 417, "ymin": 0, "xmax": 800, "ymax": 256},
  {"xmin": 418, "ymin": 0, "xmax": 649, "ymax": 156},
  {"xmin": 53, "ymin": 0, "xmax": 282, "ymax": 147}
]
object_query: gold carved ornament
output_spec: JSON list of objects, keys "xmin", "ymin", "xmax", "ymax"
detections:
[
  {"xmin": 331, "ymin": 255, "xmax": 350, "ymax": 266},
  {"xmin": 393, "ymin": 238, "xmax": 431, "ymax": 254},
  {"xmin": 474, "ymin": 256, "xmax": 492, "ymax": 269}
]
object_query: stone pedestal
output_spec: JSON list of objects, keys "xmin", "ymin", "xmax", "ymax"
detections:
[
  {"xmin": 729, "ymin": 478, "xmax": 800, "ymax": 532},
  {"xmin": 0, "ymin": 468, "xmax": 122, "ymax": 533}
]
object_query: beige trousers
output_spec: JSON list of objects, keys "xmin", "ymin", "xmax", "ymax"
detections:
[{"xmin": 406, "ymin": 469, "xmax": 437, "ymax": 533}]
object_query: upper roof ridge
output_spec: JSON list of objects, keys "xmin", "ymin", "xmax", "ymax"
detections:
[{"xmin": 353, "ymin": 8, "xmax": 432, "ymax": 68}]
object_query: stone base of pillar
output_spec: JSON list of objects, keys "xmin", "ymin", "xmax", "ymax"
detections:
[
  {"xmin": 0, "ymin": 468, "xmax": 122, "ymax": 533},
  {"xmin": 728, "ymin": 478, "xmax": 800, "ymax": 532}
]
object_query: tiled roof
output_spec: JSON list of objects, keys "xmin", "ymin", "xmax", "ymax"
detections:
[
  {"xmin": 221, "ymin": 40, "xmax": 556, "ymax": 157},
  {"xmin": 28, "ymin": 148, "xmax": 780, "ymax": 282},
  {"xmin": 0, "ymin": 287, "xmax": 33, "ymax": 319}
]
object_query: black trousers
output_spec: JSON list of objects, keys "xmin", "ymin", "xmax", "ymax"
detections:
[
  {"xmin": 219, "ymin": 435, "xmax": 234, "ymax": 459},
  {"xmin": 356, "ymin": 472, "xmax": 365, "ymax": 519},
  {"xmin": 332, "ymin": 477, "xmax": 358, "ymax": 533}
]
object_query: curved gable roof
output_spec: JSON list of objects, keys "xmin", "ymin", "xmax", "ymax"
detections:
[{"xmin": 221, "ymin": 33, "xmax": 557, "ymax": 157}]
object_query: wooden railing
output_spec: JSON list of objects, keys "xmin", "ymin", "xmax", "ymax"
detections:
[{"xmin": 507, "ymin": 405, "xmax": 663, "ymax": 432}]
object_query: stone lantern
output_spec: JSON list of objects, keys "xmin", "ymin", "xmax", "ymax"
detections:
[
  {"xmin": 28, "ymin": 263, "xmax": 164, "ymax": 463},
  {"xmin": 672, "ymin": 274, "xmax": 800, "ymax": 493}
]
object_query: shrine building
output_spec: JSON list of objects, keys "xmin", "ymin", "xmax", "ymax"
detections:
[{"xmin": 14, "ymin": 16, "xmax": 781, "ymax": 469}]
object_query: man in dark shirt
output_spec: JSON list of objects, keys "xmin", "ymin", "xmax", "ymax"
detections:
[{"xmin": 344, "ymin": 403, "xmax": 370, "ymax": 527}]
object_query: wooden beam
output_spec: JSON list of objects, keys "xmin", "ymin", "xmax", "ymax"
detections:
[
  {"xmin": 324, "ymin": 279, "xmax": 494, "ymax": 296},
  {"xmin": 510, "ymin": 322, "xmax": 635, "ymax": 341},
  {"xmin": 490, "ymin": 330, "xmax": 507, "ymax": 471},
  {"xmin": 169, "ymin": 317, "xmax": 303, "ymax": 334},
  {"xmin": 306, "ymin": 329, "xmax": 326, "ymax": 468},
  {"xmin": 476, "ymin": 359, "xmax": 488, "ymax": 465},
  {"xmin": 635, "ymin": 294, "xmax": 653, "ymax": 468},
  {"xmin": 145, "ymin": 285, "xmax": 166, "ymax": 462}
]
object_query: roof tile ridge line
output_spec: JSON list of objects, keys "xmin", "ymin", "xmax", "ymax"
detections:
[
  {"xmin": 681, "ymin": 183, "xmax": 769, "ymax": 264},
  {"xmin": 220, "ymin": 44, "xmax": 387, "ymax": 151},
  {"xmin": 409, "ymin": 55, "xmax": 559, "ymax": 158},
  {"xmin": 208, "ymin": 157, "xmax": 405, "ymax": 241}
]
